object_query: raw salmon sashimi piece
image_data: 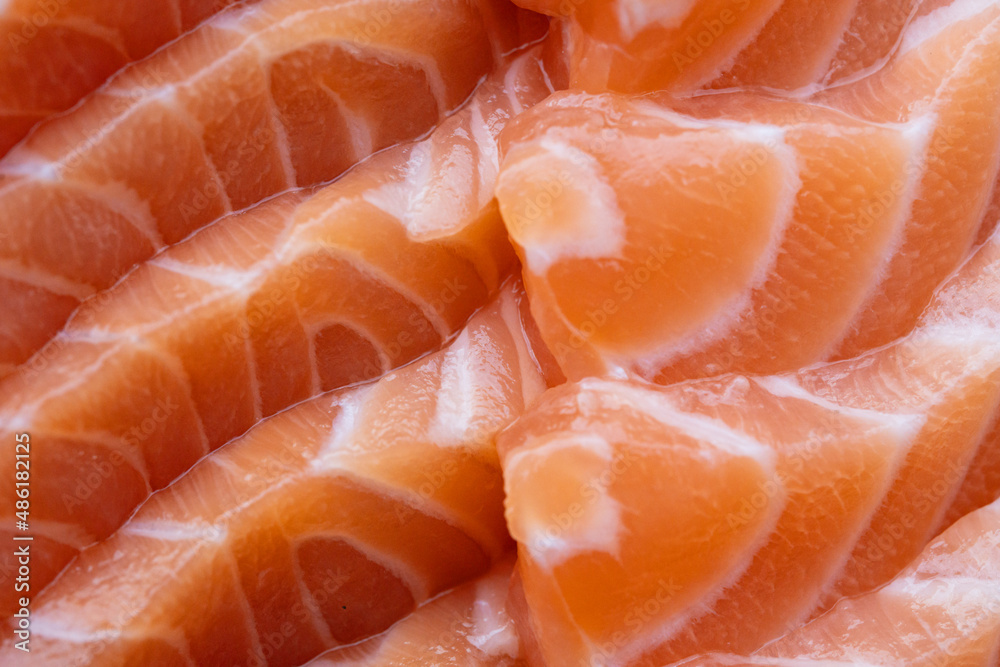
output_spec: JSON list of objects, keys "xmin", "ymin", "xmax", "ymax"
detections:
[
  {"xmin": 310, "ymin": 557, "xmax": 525, "ymax": 667},
  {"xmin": 0, "ymin": 46, "xmax": 556, "ymax": 617},
  {"xmin": 499, "ymin": 374, "xmax": 921, "ymax": 667},
  {"xmin": 782, "ymin": 225, "xmax": 1000, "ymax": 612},
  {"xmin": 708, "ymin": 0, "xmax": 956, "ymax": 91},
  {"xmin": 496, "ymin": 91, "xmax": 925, "ymax": 382},
  {"xmin": 517, "ymin": 0, "xmax": 944, "ymax": 93},
  {"xmin": 515, "ymin": 0, "xmax": 783, "ymax": 94},
  {"xmin": 675, "ymin": 497, "xmax": 1000, "ymax": 667},
  {"xmin": 497, "ymin": 0, "xmax": 1000, "ymax": 384},
  {"xmin": 0, "ymin": 280, "xmax": 559, "ymax": 667},
  {"xmin": 816, "ymin": 0, "xmax": 1000, "ymax": 359},
  {"xmin": 0, "ymin": 0, "xmax": 546, "ymax": 379},
  {"xmin": 498, "ymin": 225, "xmax": 1000, "ymax": 666},
  {"xmin": 0, "ymin": 0, "xmax": 245, "ymax": 158}
]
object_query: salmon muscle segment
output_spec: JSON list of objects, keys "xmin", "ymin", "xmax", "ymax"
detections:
[
  {"xmin": 0, "ymin": 0, "xmax": 246, "ymax": 158},
  {"xmin": 789, "ymin": 230, "xmax": 1000, "ymax": 612},
  {"xmin": 501, "ymin": 227, "xmax": 1000, "ymax": 666},
  {"xmin": 676, "ymin": 498, "xmax": 1000, "ymax": 667},
  {"xmin": 708, "ymin": 0, "xmax": 958, "ymax": 92},
  {"xmin": 514, "ymin": 0, "xmax": 939, "ymax": 94},
  {"xmin": 498, "ymin": 374, "xmax": 922, "ymax": 667},
  {"xmin": 496, "ymin": 90, "xmax": 929, "ymax": 383},
  {"xmin": 0, "ymin": 0, "xmax": 547, "ymax": 379},
  {"xmin": 0, "ymin": 281, "xmax": 558, "ymax": 666},
  {"xmin": 511, "ymin": 0, "xmax": 784, "ymax": 94},
  {"xmin": 309, "ymin": 557, "xmax": 525, "ymax": 667},
  {"xmin": 0, "ymin": 47, "xmax": 556, "ymax": 616},
  {"xmin": 816, "ymin": 0, "xmax": 1000, "ymax": 359}
]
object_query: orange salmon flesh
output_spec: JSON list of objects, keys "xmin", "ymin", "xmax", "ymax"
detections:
[{"xmin": 1, "ymin": 0, "xmax": 999, "ymax": 666}]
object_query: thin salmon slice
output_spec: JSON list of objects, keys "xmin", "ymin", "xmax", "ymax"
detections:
[
  {"xmin": 496, "ymin": 91, "xmax": 922, "ymax": 382},
  {"xmin": 0, "ymin": 46, "xmax": 556, "ymax": 618},
  {"xmin": 0, "ymin": 0, "xmax": 546, "ymax": 379},
  {"xmin": 675, "ymin": 497, "xmax": 1000, "ymax": 667},
  {"xmin": 309, "ymin": 557, "xmax": 526, "ymax": 666},
  {"xmin": 497, "ymin": 0, "xmax": 1000, "ymax": 384},
  {"xmin": 499, "ymin": 223, "xmax": 1000, "ymax": 665},
  {"xmin": 0, "ymin": 0, "xmax": 246, "ymax": 157},
  {"xmin": 0, "ymin": 280, "xmax": 558, "ymax": 666},
  {"xmin": 514, "ymin": 0, "xmax": 946, "ymax": 93}
]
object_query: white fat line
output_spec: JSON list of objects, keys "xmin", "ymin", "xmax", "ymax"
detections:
[
  {"xmin": 0, "ymin": 259, "xmax": 95, "ymax": 301},
  {"xmin": 149, "ymin": 256, "xmax": 264, "ymax": 292},
  {"xmin": 756, "ymin": 376, "xmax": 926, "ymax": 440},
  {"xmin": 582, "ymin": 379, "xmax": 779, "ymax": 466},
  {"xmin": 819, "ymin": 113, "xmax": 936, "ymax": 360},
  {"xmin": 899, "ymin": 0, "xmax": 1000, "ymax": 56},
  {"xmin": 122, "ymin": 520, "xmax": 227, "ymax": 542},
  {"xmin": 630, "ymin": 127, "xmax": 800, "ymax": 373}
]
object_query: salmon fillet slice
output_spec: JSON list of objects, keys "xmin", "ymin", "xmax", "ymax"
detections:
[
  {"xmin": 497, "ymin": 0, "xmax": 1000, "ymax": 383},
  {"xmin": 499, "ymin": 222, "xmax": 1000, "ymax": 665},
  {"xmin": 675, "ymin": 497, "xmax": 1000, "ymax": 667},
  {"xmin": 0, "ymin": 280, "xmax": 559, "ymax": 666},
  {"xmin": 514, "ymin": 0, "xmax": 783, "ymax": 93},
  {"xmin": 0, "ymin": 0, "xmax": 546, "ymax": 378},
  {"xmin": 496, "ymin": 92, "xmax": 921, "ymax": 381},
  {"xmin": 0, "ymin": 0, "xmax": 245, "ymax": 157},
  {"xmin": 816, "ymin": 0, "xmax": 1000, "ymax": 359},
  {"xmin": 0, "ymin": 45, "xmax": 556, "ymax": 617},
  {"xmin": 514, "ymin": 0, "xmax": 952, "ymax": 93}
]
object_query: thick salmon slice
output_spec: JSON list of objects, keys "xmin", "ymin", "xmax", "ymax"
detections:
[
  {"xmin": 675, "ymin": 497, "xmax": 1000, "ymax": 667},
  {"xmin": 500, "ymin": 376, "xmax": 920, "ymax": 667},
  {"xmin": 708, "ymin": 0, "xmax": 962, "ymax": 91},
  {"xmin": 515, "ymin": 0, "xmax": 947, "ymax": 93},
  {"xmin": 816, "ymin": 0, "xmax": 1000, "ymax": 359},
  {"xmin": 499, "ymin": 223, "xmax": 1000, "ymax": 665},
  {"xmin": 497, "ymin": 0, "xmax": 1000, "ymax": 384},
  {"xmin": 309, "ymin": 557, "xmax": 525, "ymax": 666},
  {"xmin": 791, "ymin": 230, "xmax": 1000, "ymax": 611},
  {"xmin": 0, "ymin": 0, "xmax": 546, "ymax": 379},
  {"xmin": 0, "ymin": 280, "xmax": 559, "ymax": 666},
  {"xmin": 496, "ymin": 91, "xmax": 923, "ymax": 382},
  {"xmin": 515, "ymin": 0, "xmax": 784, "ymax": 93},
  {"xmin": 0, "ymin": 46, "xmax": 556, "ymax": 617},
  {"xmin": 0, "ymin": 0, "xmax": 246, "ymax": 158},
  {"xmin": 707, "ymin": 0, "xmax": 890, "ymax": 91}
]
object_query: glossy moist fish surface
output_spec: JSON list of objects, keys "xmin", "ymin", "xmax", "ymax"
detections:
[
  {"xmin": 0, "ymin": 0, "xmax": 545, "ymax": 378},
  {"xmin": 0, "ymin": 280, "xmax": 559, "ymax": 666},
  {"xmin": 0, "ymin": 44, "xmax": 555, "ymax": 617}
]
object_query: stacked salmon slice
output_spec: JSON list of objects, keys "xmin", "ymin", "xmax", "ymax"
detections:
[
  {"xmin": 0, "ymin": 41, "xmax": 555, "ymax": 615},
  {"xmin": 1, "ymin": 0, "xmax": 999, "ymax": 665},
  {"xmin": 0, "ymin": 0, "xmax": 545, "ymax": 377},
  {"xmin": 0, "ymin": 0, "xmax": 248, "ymax": 157}
]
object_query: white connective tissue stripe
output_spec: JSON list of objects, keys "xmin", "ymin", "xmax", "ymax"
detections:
[
  {"xmin": 898, "ymin": 0, "xmax": 998, "ymax": 55},
  {"xmin": 518, "ymin": 138, "xmax": 628, "ymax": 274},
  {"xmin": 615, "ymin": 0, "xmax": 699, "ymax": 42},
  {"xmin": 505, "ymin": 434, "xmax": 624, "ymax": 570}
]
